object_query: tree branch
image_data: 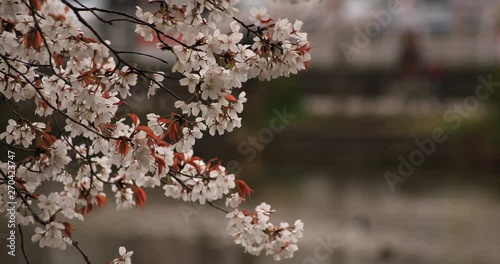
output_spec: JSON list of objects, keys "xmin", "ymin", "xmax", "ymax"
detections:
[
  {"xmin": 72, "ymin": 241, "xmax": 92, "ymax": 264},
  {"xmin": 18, "ymin": 224, "xmax": 31, "ymax": 264}
]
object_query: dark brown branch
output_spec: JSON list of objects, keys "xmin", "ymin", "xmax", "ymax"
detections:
[
  {"xmin": 72, "ymin": 241, "xmax": 92, "ymax": 264},
  {"xmin": 18, "ymin": 224, "xmax": 31, "ymax": 264},
  {"xmin": 0, "ymin": 141, "xmax": 37, "ymax": 153},
  {"xmin": 206, "ymin": 200, "xmax": 229, "ymax": 214},
  {"xmin": 116, "ymin": 50, "xmax": 170, "ymax": 65}
]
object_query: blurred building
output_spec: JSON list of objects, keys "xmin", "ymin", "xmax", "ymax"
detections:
[
  {"xmin": 263, "ymin": 0, "xmax": 500, "ymax": 68},
  {"xmin": 3, "ymin": 2, "xmax": 500, "ymax": 264}
]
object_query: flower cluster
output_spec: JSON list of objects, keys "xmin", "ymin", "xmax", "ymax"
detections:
[
  {"xmin": 136, "ymin": 3, "xmax": 311, "ymax": 140},
  {"xmin": 162, "ymin": 151, "xmax": 235, "ymax": 204},
  {"xmin": 31, "ymin": 222, "xmax": 72, "ymax": 250},
  {"xmin": 227, "ymin": 203, "xmax": 304, "ymax": 260},
  {"xmin": 0, "ymin": 119, "xmax": 45, "ymax": 148},
  {"xmin": 0, "ymin": 0, "xmax": 309, "ymax": 262}
]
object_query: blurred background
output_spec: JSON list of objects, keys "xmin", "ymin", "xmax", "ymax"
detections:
[{"xmin": 2, "ymin": 0, "xmax": 500, "ymax": 263}]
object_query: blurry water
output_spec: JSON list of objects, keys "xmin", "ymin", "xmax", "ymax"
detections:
[{"xmin": 5, "ymin": 166, "xmax": 499, "ymax": 264}]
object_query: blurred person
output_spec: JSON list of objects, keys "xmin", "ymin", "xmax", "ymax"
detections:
[
  {"xmin": 398, "ymin": 30, "xmax": 422, "ymax": 78},
  {"xmin": 385, "ymin": 29, "xmax": 438, "ymax": 105}
]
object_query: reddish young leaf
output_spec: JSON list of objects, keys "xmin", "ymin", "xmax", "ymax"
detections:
[
  {"xmin": 84, "ymin": 204, "xmax": 93, "ymax": 216},
  {"xmin": 225, "ymin": 94, "xmax": 237, "ymax": 102},
  {"xmin": 99, "ymin": 123, "xmax": 116, "ymax": 138},
  {"xmin": 156, "ymin": 140, "xmax": 169, "ymax": 147},
  {"xmin": 185, "ymin": 158, "xmax": 201, "ymax": 173},
  {"xmin": 235, "ymin": 180, "xmax": 253, "ymax": 199},
  {"xmin": 42, "ymin": 134, "xmax": 57, "ymax": 147},
  {"xmin": 137, "ymin": 125, "xmax": 153, "ymax": 135},
  {"xmin": 167, "ymin": 122, "xmax": 180, "ymax": 142},
  {"xmin": 24, "ymin": 30, "xmax": 43, "ymax": 51},
  {"xmin": 115, "ymin": 138, "xmax": 130, "ymax": 157},
  {"xmin": 172, "ymin": 153, "xmax": 185, "ymax": 170},
  {"xmin": 137, "ymin": 126, "xmax": 159, "ymax": 140},
  {"xmin": 296, "ymin": 43, "xmax": 312, "ymax": 56},
  {"xmin": 34, "ymin": 130, "xmax": 57, "ymax": 149},
  {"xmin": 128, "ymin": 113, "xmax": 139, "ymax": 127},
  {"xmin": 132, "ymin": 186, "xmax": 147, "ymax": 209},
  {"xmin": 31, "ymin": 0, "xmax": 42, "ymax": 11},
  {"xmin": 37, "ymin": 100, "xmax": 49, "ymax": 110},
  {"xmin": 159, "ymin": 117, "xmax": 171, "ymax": 123},
  {"xmin": 62, "ymin": 222, "xmax": 74, "ymax": 239},
  {"xmin": 112, "ymin": 101, "xmax": 128, "ymax": 106},
  {"xmin": 35, "ymin": 136, "xmax": 44, "ymax": 149},
  {"xmin": 260, "ymin": 17, "xmax": 273, "ymax": 24},
  {"xmin": 95, "ymin": 194, "xmax": 107, "ymax": 209},
  {"xmin": 52, "ymin": 53, "xmax": 64, "ymax": 68},
  {"xmin": 205, "ymin": 157, "xmax": 219, "ymax": 171},
  {"xmin": 155, "ymin": 156, "xmax": 166, "ymax": 175},
  {"xmin": 304, "ymin": 61, "xmax": 310, "ymax": 70},
  {"xmin": 44, "ymin": 121, "xmax": 52, "ymax": 133}
]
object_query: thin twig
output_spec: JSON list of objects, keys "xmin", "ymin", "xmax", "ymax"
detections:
[
  {"xmin": 73, "ymin": 241, "xmax": 92, "ymax": 264},
  {"xmin": 18, "ymin": 224, "xmax": 31, "ymax": 264},
  {"xmin": 116, "ymin": 50, "xmax": 170, "ymax": 65}
]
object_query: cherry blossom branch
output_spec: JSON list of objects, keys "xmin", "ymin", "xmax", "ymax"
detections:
[
  {"xmin": 0, "ymin": 92, "xmax": 42, "ymax": 154},
  {"xmin": 70, "ymin": 0, "xmax": 202, "ymax": 51},
  {"xmin": 57, "ymin": 126, "xmax": 115, "ymax": 186},
  {"xmin": 22, "ymin": 0, "xmax": 73, "ymax": 87},
  {"xmin": 0, "ymin": 54, "xmax": 124, "ymax": 140},
  {"xmin": 50, "ymin": 111, "xmax": 115, "ymax": 187},
  {"xmin": 205, "ymin": 0, "xmax": 280, "ymax": 52},
  {"xmin": 0, "ymin": 0, "xmax": 310, "ymax": 260},
  {"xmin": 61, "ymin": 0, "xmax": 183, "ymax": 101},
  {"xmin": 2, "ymin": 79, "xmax": 109, "ymax": 193}
]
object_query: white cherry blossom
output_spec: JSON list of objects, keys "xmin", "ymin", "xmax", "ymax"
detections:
[{"xmin": 0, "ymin": 0, "xmax": 310, "ymax": 262}]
